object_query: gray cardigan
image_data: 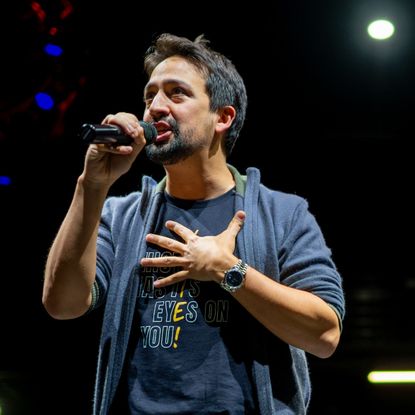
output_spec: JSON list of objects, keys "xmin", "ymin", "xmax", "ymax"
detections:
[{"xmin": 90, "ymin": 165, "xmax": 345, "ymax": 414}]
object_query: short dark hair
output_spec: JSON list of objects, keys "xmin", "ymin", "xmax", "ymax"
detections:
[{"xmin": 144, "ymin": 33, "xmax": 247, "ymax": 155}]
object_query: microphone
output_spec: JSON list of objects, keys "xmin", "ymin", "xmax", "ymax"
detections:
[{"xmin": 80, "ymin": 122, "xmax": 157, "ymax": 146}]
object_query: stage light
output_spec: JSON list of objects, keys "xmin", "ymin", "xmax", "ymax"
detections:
[
  {"xmin": 368, "ymin": 371, "xmax": 415, "ymax": 383},
  {"xmin": 35, "ymin": 92, "xmax": 54, "ymax": 110},
  {"xmin": 44, "ymin": 43, "xmax": 63, "ymax": 57},
  {"xmin": 0, "ymin": 176, "xmax": 11, "ymax": 186},
  {"xmin": 367, "ymin": 19, "xmax": 395, "ymax": 40}
]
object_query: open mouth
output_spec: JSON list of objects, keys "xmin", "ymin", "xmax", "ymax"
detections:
[{"xmin": 154, "ymin": 121, "xmax": 173, "ymax": 143}]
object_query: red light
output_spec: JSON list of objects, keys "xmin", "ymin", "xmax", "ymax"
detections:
[{"xmin": 30, "ymin": 1, "xmax": 46, "ymax": 22}]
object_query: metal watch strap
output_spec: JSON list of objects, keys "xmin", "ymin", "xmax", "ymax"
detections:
[{"xmin": 220, "ymin": 259, "xmax": 248, "ymax": 293}]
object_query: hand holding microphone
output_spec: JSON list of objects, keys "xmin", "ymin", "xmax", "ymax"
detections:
[{"xmin": 80, "ymin": 121, "xmax": 157, "ymax": 146}]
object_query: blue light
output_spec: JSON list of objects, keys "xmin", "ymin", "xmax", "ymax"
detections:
[
  {"xmin": 35, "ymin": 92, "xmax": 54, "ymax": 110},
  {"xmin": 44, "ymin": 43, "xmax": 63, "ymax": 57},
  {"xmin": 0, "ymin": 176, "xmax": 12, "ymax": 186}
]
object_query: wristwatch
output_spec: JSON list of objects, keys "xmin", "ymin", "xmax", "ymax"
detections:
[{"xmin": 220, "ymin": 259, "xmax": 248, "ymax": 293}]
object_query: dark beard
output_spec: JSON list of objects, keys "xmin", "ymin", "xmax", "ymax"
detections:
[{"xmin": 145, "ymin": 121, "xmax": 201, "ymax": 166}]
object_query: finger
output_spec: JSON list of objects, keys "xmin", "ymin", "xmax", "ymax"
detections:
[
  {"xmin": 140, "ymin": 255, "xmax": 190, "ymax": 269},
  {"xmin": 88, "ymin": 143, "xmax": 129, "ymax": 158},
  {"xmin": 101, "ymin": 113, "xmax": 114, "ymax": 124},
  {"xmin": 94, "ymin": 144, "xmax": 133, "ymax": 155},
  {"xmin": 165, "ymin": 221, "xmax": 196, "ymax": 242},
  {"xmin": 226, "ymin": 210, "xmax": 246, "ymax": 238},
  {"xmin": 101, "ymin": 113, "xmax": 140, "ymax": 137},
  {"xmin": 145, "ymin": 233, "xmax": 186, "ymax": 254},
  {"xmin": 153, "ymin": 271, "xmax": 188, "ymax": 288}
]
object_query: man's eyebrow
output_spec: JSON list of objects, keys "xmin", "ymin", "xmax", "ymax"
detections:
[{"xmin": 144, "ymin": 78, "xmax": 193, "ymax": 93}]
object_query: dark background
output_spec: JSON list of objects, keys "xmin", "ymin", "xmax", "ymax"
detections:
[{"xmin": 1, "ymin": 0, "xmax": 414, "ymax": 414}]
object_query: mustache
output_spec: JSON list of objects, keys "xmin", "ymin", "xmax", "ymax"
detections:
[{"xmin": 155, "ymin": 117, "xmax": 180, "ymax": 136}]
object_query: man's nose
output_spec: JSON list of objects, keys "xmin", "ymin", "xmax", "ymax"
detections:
[{"xmin": 148, "ymin": 92, "xmax": 170, "ymax": 119}]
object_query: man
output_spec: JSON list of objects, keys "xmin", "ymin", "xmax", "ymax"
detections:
[{"xmin": 43, "ymin": 33, "xmax": 345, "ymax": 414}]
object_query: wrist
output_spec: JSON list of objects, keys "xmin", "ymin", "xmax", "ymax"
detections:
[
  {"xmin": 78, "ymin": 174, "xmax": 111, "ymax": 195},
  {"xmin": 219, "ymin": 258, "xmax": 248, "ymax": 293},
  {"xmin": 213, "ymin": 255, "xmax": 239, "ymax": 284}
]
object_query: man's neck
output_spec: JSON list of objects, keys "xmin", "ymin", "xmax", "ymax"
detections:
[{"xmin": 164, "ymin": 158, "xmax": 235, "ymax": 201}]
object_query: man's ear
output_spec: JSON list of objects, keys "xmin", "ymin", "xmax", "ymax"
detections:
[{"xmin": 215, "ymin": 106, "xmax": 236, "ymax": 134}]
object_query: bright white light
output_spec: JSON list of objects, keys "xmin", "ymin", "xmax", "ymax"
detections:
[
  {"xmin": 367, "ymin": 19, "xmax": 395, "ymax": 40},
  {"xmin": 368, "ymin": 371, "xmax": 415, "ymax": 383}
]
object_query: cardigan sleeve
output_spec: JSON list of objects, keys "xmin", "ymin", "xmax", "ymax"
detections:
[
  {"xmin": 87, "ymin": 197, "xmax": 116, "ymax": 312},
  {"xmin": 278, "ymin": 199, "xmax": 345, "ymax": 325}
]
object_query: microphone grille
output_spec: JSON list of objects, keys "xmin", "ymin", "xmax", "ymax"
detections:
[{"xmin": 139, "ymin": 121, "xmax": 157, "ymax": 144}]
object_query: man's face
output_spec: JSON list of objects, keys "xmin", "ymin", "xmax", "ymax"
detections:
[{"xmin": 143, "ymin": 56, "xmax": 216, "ymax": 165}]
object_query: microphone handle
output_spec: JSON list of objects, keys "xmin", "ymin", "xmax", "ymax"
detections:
[{"xmin": 80, "ymin": 122, "xmax": 157, "ymax": 145}]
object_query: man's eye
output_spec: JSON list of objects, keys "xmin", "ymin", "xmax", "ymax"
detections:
[
  {"xmin": 144, "ymin": 93, "xmax": 155, "ymax": 101},
  {"xmin": 171, "ymin": 87, "xmax": 185, "ymax": 95},
  {"xmin": 144, "ymin": 94, "xmax": 155, "ymax": 106}
]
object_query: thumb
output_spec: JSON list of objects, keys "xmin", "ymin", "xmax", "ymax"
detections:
[{"xmin": 226, "ymin": 210, "xmax": 246, "ymax": 239}]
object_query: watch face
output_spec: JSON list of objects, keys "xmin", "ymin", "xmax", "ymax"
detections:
[{"xmin": 226, "ymin": 269, "xmax": 243, "ymax": 287}]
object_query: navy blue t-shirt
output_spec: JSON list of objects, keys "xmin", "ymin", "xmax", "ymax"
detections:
[{"xmin": 113, "ymin": 188, "xmax": 258, "ymax": 414}]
